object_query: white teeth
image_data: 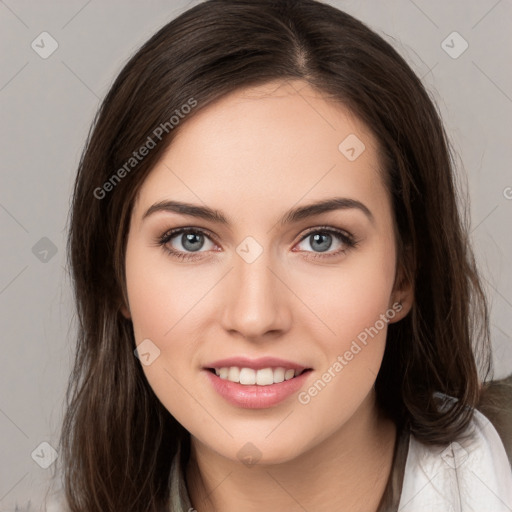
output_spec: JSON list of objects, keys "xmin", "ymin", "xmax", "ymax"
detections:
[
  {"xmin": 256, "ymin": 368, "xmax": 274, "ymax": 385},
  {"xmin": 214, "ymin": 366, "xmax": 304, "ymax": 386},
  {"xmin": 273, "ymin": 367, "xmax": 285, "ymax": 383},
  {"xmin": 239, "ymin": 368, "xmax": 256, "ymax": 385},
  {"xmin": 228, "ymin": 366, "xmax": 240, "ymax": 382}
]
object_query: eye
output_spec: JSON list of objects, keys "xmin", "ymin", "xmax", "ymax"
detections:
[
  {"xmin": 294, "ymin": 226, "xmax": 358, "ymax": 259},
  {"xmin": 157, "ymin": 227, "xmax": 218, "ymax": 261},
  {"xmin": 156, "ymin": 225, "xmax": 359, "ymax": 262}
]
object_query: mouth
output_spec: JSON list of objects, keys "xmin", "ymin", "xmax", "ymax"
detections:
[
  {"xmin": 205, "ymin": 366, "xmax": 313, "ymax": 386},
  {"xmin": 203, "ymin": 366, "xmax": 314, "ymax": 409}
]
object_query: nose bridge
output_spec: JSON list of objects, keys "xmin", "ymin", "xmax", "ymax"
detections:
[{"xmin": 221, "ymin": 239, "xmax": 289, "ymax": 337}]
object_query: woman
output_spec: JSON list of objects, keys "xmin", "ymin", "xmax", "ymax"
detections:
[{"xmin": 25, "ymin": 0, "xmax": 512, "ymax": 510}]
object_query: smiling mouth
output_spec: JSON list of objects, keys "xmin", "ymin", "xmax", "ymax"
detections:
[{"xmin": 206, "ymin": 367, "xmax": 313, "ymax": 386}]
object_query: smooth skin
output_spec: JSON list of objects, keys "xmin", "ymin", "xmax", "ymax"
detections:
[{"xmin": 122, "ymin": 80, "xmax": 413, "ymax": 512}]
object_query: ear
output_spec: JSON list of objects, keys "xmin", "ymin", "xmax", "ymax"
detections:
[
  {"xmin": 388, "ymin": 262, "xmax": 414, "ymax": 323},
  {"xmin": 119, "ymin": 301, "xmax": 131, "ymax": 319}
]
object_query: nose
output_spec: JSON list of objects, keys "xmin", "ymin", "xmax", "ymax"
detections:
[{"xmin": 220, "ymin": 249, "xmax": 292, "ymax": 341}]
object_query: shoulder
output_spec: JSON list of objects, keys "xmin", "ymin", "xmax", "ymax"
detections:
[{"xmin": 398, "ymin": 390, "xmax": 512, "ymax": 511}]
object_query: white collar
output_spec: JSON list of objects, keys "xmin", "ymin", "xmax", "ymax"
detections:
[{"xmin": 398, "ymin": 406, "xmax": 512, "ymax": 511}]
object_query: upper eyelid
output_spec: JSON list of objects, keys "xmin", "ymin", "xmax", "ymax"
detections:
[
  {"xmin": 161, "ymin": 226, "xmax": 218, "ymax": 244},
  {"xmin": 299, "ymin": 225, "xmax": 353, "ymax": 239}
]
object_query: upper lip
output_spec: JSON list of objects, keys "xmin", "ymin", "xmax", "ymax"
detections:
[{"xmin": 204, "ymin": 356, "xmax": 311, "ymax": 372}]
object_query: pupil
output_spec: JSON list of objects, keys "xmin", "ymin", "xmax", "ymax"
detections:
[
  {"xmin": 311, "ymin": 233, "xmax": 331, "ymax": 252},
  {"xmin": 182, "ymin": 233, "xmax": 203, "ymax": 252}
]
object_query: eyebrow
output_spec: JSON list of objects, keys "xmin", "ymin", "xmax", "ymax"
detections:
[{"xmin": 142, "ymin": 197, "xmax": 374, "ymax": 226}]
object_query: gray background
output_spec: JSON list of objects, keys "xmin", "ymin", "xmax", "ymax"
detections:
[{"xmin": 1, "ymin": 0, "xmax": 511, "ymax": 507}]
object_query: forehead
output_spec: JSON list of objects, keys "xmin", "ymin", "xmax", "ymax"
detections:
[{"xmin": 132, "ymin": 80, "xmax": 388, "ymax": 225}]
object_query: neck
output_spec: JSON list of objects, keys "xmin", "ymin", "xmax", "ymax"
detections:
[{"xmin": 186, "ymin": 390, "xmax": 397, "ymax": 512}]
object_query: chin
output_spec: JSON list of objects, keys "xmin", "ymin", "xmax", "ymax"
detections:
[{"xmin": 203, "ymin": 431, "xmax": 314, "ymax": 467}]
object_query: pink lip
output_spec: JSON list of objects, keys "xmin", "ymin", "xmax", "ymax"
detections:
[
  {"xmin": 203, "ymin": 356, "xmax": 310, "ymax": 372},
  {"xmin": 203, "ymin": 368, "xmax": 313, "ymax": 409}
]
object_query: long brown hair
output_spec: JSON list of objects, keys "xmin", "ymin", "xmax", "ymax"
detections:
[{"xmin": 61, "ymin": 0, "xmax": 492, "ymax": 509}]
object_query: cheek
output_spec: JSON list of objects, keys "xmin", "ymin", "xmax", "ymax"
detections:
[
  {"xmin": 295, "ymin": 236, "xmax": 396, "ymax": 351},
  {"xmin": 290, "ymin": 238, "xmax": 397, "ymax": 428},
  {"xmin": 292, "ymin": 247, "xmax": 397, "ymax": 441},
  {"xmin": 124, "ymin": 242, "xmax": 208, "ymax": 429},
  {"xmin": 124, "ymin": 237, "xmax": 202, "ymax": 342}
]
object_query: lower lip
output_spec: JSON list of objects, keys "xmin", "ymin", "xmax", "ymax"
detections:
[{"xmin": 203, "ymin": 369, "xmax": 312, "ymax": 409}]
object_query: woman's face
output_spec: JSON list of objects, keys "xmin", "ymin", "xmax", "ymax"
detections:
[{"xmin": 123, "ymin": 80, "xmax": 411, "ymax": 464}]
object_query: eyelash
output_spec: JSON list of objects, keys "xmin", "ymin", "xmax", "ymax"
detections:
[{"xmin": 155, "ymin": 225, "xmax": 359, "ymax": 262}]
